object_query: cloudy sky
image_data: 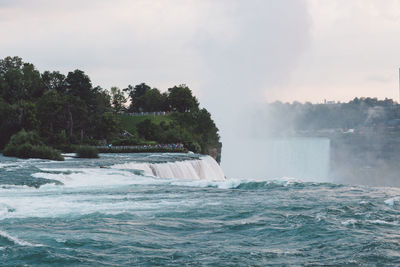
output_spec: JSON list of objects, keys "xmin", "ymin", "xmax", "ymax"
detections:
[{"xmin": 2, "ymin": 0, "xmax": 400, "ymax": 105}]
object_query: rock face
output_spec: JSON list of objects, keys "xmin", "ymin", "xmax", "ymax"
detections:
[{"xmin": 207, "ymin": 146, "xmax": 222, "ymax": 164}]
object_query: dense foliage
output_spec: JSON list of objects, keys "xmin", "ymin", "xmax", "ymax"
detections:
[
  {"xmin": 132, "ymin": 109, "xmax": 220, "ymax": 154},
  {"xmin": 3, "ymin": 130, "xmax": 63, "ymax": 160},
  {"xmin": 0, "ymin": 56, "xmax": 119, "ymax": 150},
  {"xmin": 0, "ymin": 56, "xmax": 221, "ymax": 158},
  {"xmin": 123, "ymin": 83, "xmax": 198, "ymax": 113},
  {"xmin": 76, "ymin": 146, "xmax": 99, "ymax": 158}
]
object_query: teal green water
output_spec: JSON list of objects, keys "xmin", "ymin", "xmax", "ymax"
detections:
[{"xmin": 0, "ymin": 154, "xmax": 400, "ymax": 266}]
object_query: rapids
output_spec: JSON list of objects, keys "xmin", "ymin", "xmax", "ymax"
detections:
[{"xmin": 0, "ymin": 153, "xmax": 399, "ymax": 266}]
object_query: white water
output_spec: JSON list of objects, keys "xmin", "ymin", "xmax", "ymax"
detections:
[
  {"xmin": 222, "ymin": 137, "xmax": 331, "ymax": 182},
  {"xmin": 0, "ymin": 230, "xmax": 41, "ymax": 247},
  {"xmin": 384, "ymin": 196, "xmax": 400, "ymax": 206},
  {"xmin": 111, "ymin": 155, "xmax": 225, "ymax": 181},
  {"xmin": 0, "ymin": 155, "xmax": 225, "ymax": 219},
  {"xmin": 0, "ymin": 154, "xmax": 320, "ymax": 222}
]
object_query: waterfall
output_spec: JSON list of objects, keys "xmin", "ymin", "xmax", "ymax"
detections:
[
  {"xmin": 112, "ymin": 155, "xmax": 225, "ymax": 181},
  {"xmin": 263, "ymin": 138, "xmax": 330, "ymax": 181},
  {"xmin": 222, "ymin": 137, "xmax": 330, "ymax": 182}
]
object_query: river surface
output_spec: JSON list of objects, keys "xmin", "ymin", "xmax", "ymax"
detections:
[{"xmin": 0, "ymin": 153, "xmax": 400, "ymax": 266}]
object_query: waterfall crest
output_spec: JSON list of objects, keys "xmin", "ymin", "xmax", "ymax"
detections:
[{"xmin": 112, "ymin": 155, "xmax": 225, "ymax": 181}]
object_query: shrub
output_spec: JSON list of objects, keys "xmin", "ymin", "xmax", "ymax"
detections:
[
  {"xmin": 54, "ymin": 144, "xmax": 75, "ymax": 153},
  {"xmin": 111, "ymin": 136, "xmax": 140, "ymax": 146},
  {"xmin": 137, "ymin": 119, "xmax": 160, "ymax": 140},
  {"xmin": 6, "ymin": 129, "xmax": 42, "ymax": 147},
  {"xmin": 183, "ymin": 141, "xmax": 201, "ymax": 153},
  {"xmin": 76, "ymin": 146, "xmax": 99, "ymax": 158},
  {"xmin": 2, "ymin": 130, "xmax": 64, "ymax": 161},
  {"xmin": 30, "ymin": 145, "xmax": 64, "ymax": 161}
]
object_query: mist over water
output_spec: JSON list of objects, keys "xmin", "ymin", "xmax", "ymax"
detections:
[
  {"xmin": 222, "ymin": 137, "xmax": 330, "ymax": 182},
  {"xmin": 218, "ymin": 99, "xmax": 400, "ymax": 187},
  {"xmin": 194, "ymin": 1, "xmax": 315, "ymax": 183},
  {"xmin": 191, "ymin": 1, "xmax": 398, "ymax": 187}
]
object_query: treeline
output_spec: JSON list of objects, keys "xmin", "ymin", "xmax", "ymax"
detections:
[
  {"xmin": 0, "ymin": 56, "xmax": 119, "ymax": 150},
  {"xmin": 0, "ymin": 56, "xmax": 220, "ymax": 157},
  {"xmin": 111, "ymin": 83, "xmax": 199, "ymax": 113},
  {"xmin": 262, "ymin": 98, "xmax": 400, "ymax": 135}
]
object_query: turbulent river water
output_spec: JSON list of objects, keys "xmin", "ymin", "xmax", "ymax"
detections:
[{"xmin": 0, "ymin": 153, "xmax": 400, "ymax": 266}]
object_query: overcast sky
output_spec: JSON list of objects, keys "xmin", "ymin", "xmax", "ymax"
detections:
[{"xmin": 2, "ymin": 0, "xmax": 400, "ymax": 106}]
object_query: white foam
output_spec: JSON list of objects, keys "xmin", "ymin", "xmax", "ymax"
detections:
[
  {"xmin": 0, "ymin": 230, "xmax": 41, "ymax": 247},
  {"xmin": 384, "ymin": 197, "xmax": 400, "ymax": 206},
  {"xmin": 61, "ymin": 153, "xmax": 76, "ymax": 157},
  {"xmin": 32, "ymin": 168, "xmax": 163, "ymax": 188},
  {"xmin": 0, "ymin": 184, "xmax": 209, "ymax": 220},
  {"xmin": 111, "ymin": 155, "xmax": 225, "ymax": 181},
  {"xmin": 315, "ymin": 213, "xmax": 326, "ymax": 222},
  {"xmin": 0, "ymin": 159, "xmax": 225, "ymax": 220},
  {"xmin": 341, "ymin": 219, "xmax": 357, "ymax": 226},
  {"xmin": 0, "ymin": 163, "xmax": 17, "ymax": 168},
  {"xmin": 367, "ymin": 219, "xmax": 398, "ymax": 226},
  {"xmin": 0, "ymin": 155, "xmax": 323, "ymax": 222},
  {"xmin": 31, "ymin": 156, "xmax": 227, "ymax": 192},
  {"xmin": 0, "ymin": 162, "xmax": 25, "ymax": 172},
  {"xmin": 170, "ymin": 178, "xmax": 244, "ymax": 189}
]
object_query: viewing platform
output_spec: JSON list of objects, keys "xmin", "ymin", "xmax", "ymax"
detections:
[{"xmin": 96, "ymin": 144, "xmax": 186, "ymax": 153}]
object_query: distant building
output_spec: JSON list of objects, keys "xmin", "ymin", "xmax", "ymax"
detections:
[{"xmin": 323, "ymin": 100, "xmax": 336, "ymax": 104}]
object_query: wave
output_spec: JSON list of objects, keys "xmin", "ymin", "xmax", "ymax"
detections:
[
  {"xmin": 341, "ymin": 219, "xmax": 398, "ymax": 227},
  {"xmin": 31, "ymin": 168, "xmax": 336, "ymax": 190},
  {"xmin": 0, "ymin": 230, "xmax": 41, "ymax": 247},
  {"xmin": 384, "ymin": 197, "xmax": 400, "ymax": 206},
  {"xmin": 341, "ymin": 219, "xmax": 358, "ymax": 226},
  {"xmin": 32, "ymin": 168, "xmax": 160, "ymax": 188},
  {"xmin": 169, "ymin": 177, "xmax": 342, "ymax": 190},
  {"xmin": 0, "ymin": 162, "xmax": 25, "ymax": 172}
]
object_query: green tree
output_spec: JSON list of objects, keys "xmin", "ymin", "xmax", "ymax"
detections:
[
  {"xmin": 42, "ymin": 71, "xmax": 67, "ymax": 93},
  {"xmin": 19, "ymin": 101, "xmax": 39, "ymax": 131},
  {"xmin": 124, "ymin": 83, "xmax": 151, "ymax": 112},
  {"xmin": 161, "ymin": 92, "xmax": 170, "ymax": 111},
  {"xmin": 36, "ymin": 90, "xmax": 64, "ymax": 137},
  {"xmin": 110, "ymin": 86, "xmax": 127, "ymax": 112},
  {"xmin": 194, "ymin": 108, "xmax": 220, "ymax": 149},
  {"xmin": 93, "ymin": 87, "xmax": 112, "ymax": 114},
  {"xmin": 0, "ymin": 97, "xmax": 19, "ymax": 149},
  {"xmin": 0, "ymin": 56, "xmax": 42, "ymax": 103},
  {"xmin": 142, "ymin": 88, "xmax": 162, "ymax": 112},
  {"xmin": 136, "ymin": 119, "xmax": 160, "ymax": 140},
  {"xmin": 22, "ymin": 63, "xmax": 43, "ymax": 98},
  {"xmin": 93, "ymin": 112, "xmax": 120, "ymax": 141},
  {"xmin": 168, "ymin": 84, "xmax": 199, "ymax": 112},
  {"xmin": 65, "ymin": 69, "xmax": 95, "ymax": 107}
]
